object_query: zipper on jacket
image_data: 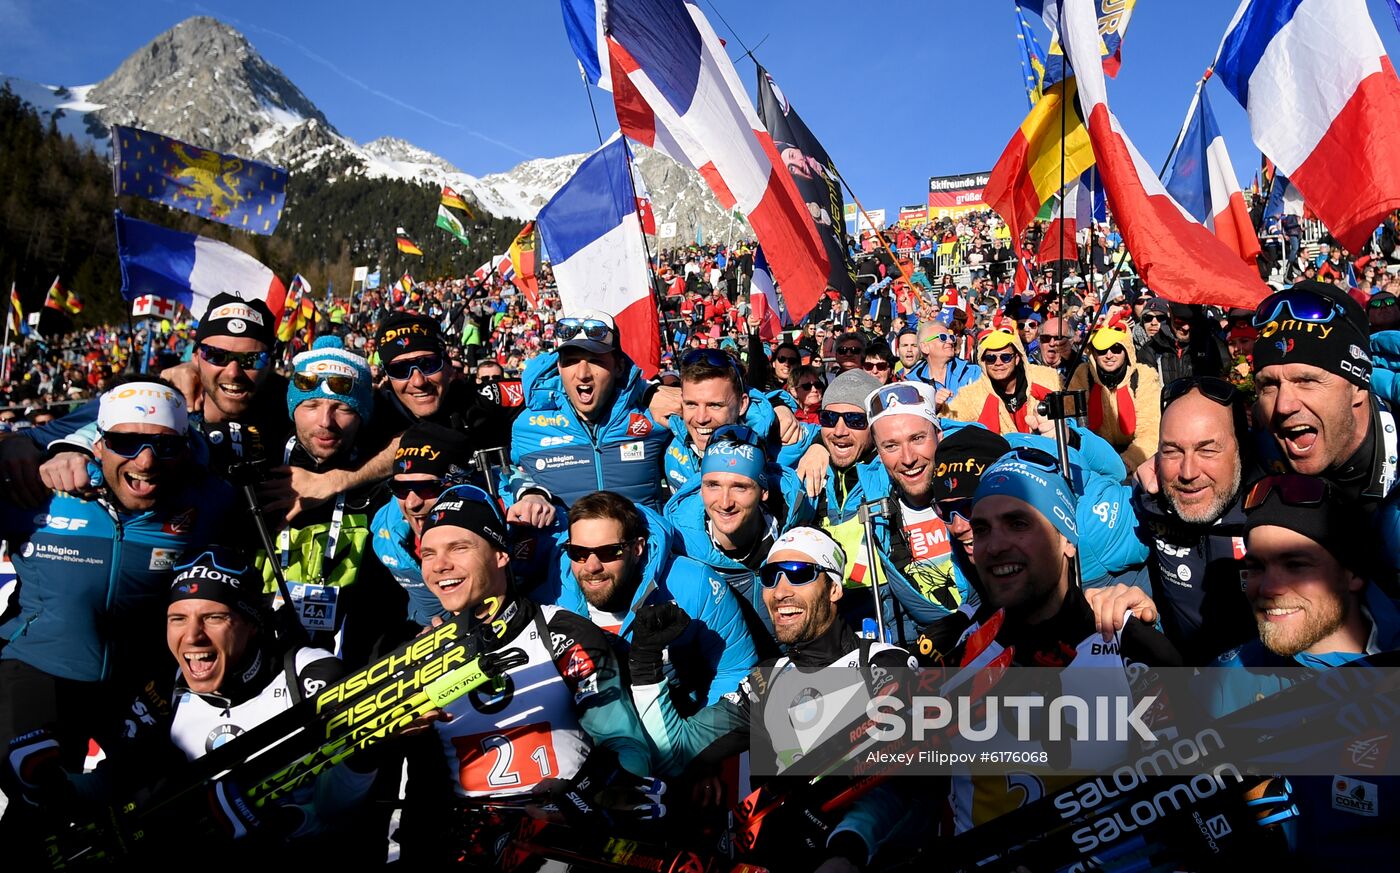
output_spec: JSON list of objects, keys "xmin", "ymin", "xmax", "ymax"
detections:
[{"xmin": 100, "ymin": 505, "xmax": 125, "ymax": 681}]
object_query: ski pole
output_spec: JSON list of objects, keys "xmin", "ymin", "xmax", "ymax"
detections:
[{"xmin": 857, "ymin": 497, "xmax": 890, "ymax": 642}]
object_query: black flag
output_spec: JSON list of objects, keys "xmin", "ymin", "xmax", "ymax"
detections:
[{"xmin": 755, "ymin": 64, "xmax": 858, "ymax": 301}]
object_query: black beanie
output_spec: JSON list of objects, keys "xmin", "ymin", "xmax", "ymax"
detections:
[
  {"xmin": 196, "ymin": 293, "xmax": 276, "ymax": 347},
  {"xmin": 169, "ymin": 547, "xmax": 265, "ymax": 622},
  {"xmin": 1251, "ymin": 281, "xmax": 1372, "ymax": 389},
  {"xmin": 930, "ymin": 426, "xmax": 1012, "ymax": 502},
  {"xmin": 421, "ymin": 484, "xmax": 509, "ymax": 552},
  {"xmin": 1243, "ymin": 475, "xmax": 1369, "ymax": 576},
  {"xmin": 376, "ymin": 312, "xmax": 443, "ymax": 363},
  {"xmin": 394, "ymin": 421, "xmax": 474, "ymax": 478}
]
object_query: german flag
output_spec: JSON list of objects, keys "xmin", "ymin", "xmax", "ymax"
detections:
[
  {"xmin": 43, "ymin": 276, "xmax": 67, "ymax": 311},
  {"xmin": 983, "ymin": 78, "xmax": 1096, "ymax": 247},
  {"xmin": 396, "ymin": 227, "xmax": 424, "ymax": 256},
  {"xmin": 441, "ymin": 185, "xmax": 474, "ymax": 219}
]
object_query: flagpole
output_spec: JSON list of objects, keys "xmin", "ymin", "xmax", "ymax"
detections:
[
  {"xmin": 2, "ymin": 285, "xmax": 12, "ymax": 384},
  {"xmin": 1100, "ymin": 71, "xmax": 1210, "ymax": 303},
  {"xmin": 829, "ymin": 168, "xmax": 924, "ymax": 309},
  {"xmin": 577, "ymin": 71, "xmax": 678, "ymax": 361}
]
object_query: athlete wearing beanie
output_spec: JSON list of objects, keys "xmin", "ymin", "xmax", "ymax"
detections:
[{"xmin": 285, "ymin": 336, "xmax": 374, "ymax": 464}]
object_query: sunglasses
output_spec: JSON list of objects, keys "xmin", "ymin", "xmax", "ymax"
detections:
[
  {"xmin": 1094, "ymin": 344, "xmax": 1126, "ymax": 356},
  {"xmin": 197, "ymin": 343, "xmax": 270, "ymax": 371},
  {"xmin": 759, "ymin": 560, "xmax": 830, "ymax": 589},
  {"xmin": 564, "ymin": 541, "xmax": 634, "ymax": 563},
  {"xmin": 980, "ymin": 351, "xmax": 1018, "ymax": 365},
  {"xmin": 556, "ymin": 318, "xmax": 614, "ymax": 342},
  {"xmin": 935, "ymin": 497, "xmax": 974, "ymax": 525},
  {"xmin": 774, "ymin": 354, "xmax": 800, "ymax": 365},
  {"xmin": 818, "ymin": 409, "xmax": 869, "ymax": 430},
  {"xmin": 1041, "ymin": 335, "xmax": 1068, "ymax": 342},
  {"xmin": 867, "ymin": 382, "xmax": 930, "ymax": 418},
  {"xmin": 1252, "ymin": 288, "xmax": 1348, "ymax": 328},
  {"xmin": 863, "ymin": 361, "xmax": 891, "ymax": 372},
  {"xmin": 681, "ymin": 348, "xmax": 742, "ymax": 373},
  {"xmin": 1369, "ymin": 296, "xmax": 1397, "ymax": 309},
  {"xmin": 1142, "ymin": 314, "xmax": 1165, "ymax": 323},
  {"xmin": 836, "ymin": 345, "xmax": 865, "ymax": 354},
  {"xmin": 101, "ymin": 430, "xmax": 188, "ymax": 459},
  {"xmin": 389, "ymin": 478, "xmax": 447, "ymax": 501},
  {"xmin": 292, "ymin": 372, "xmax": 357, "ymax": 394},
  {"xmin": 1161, "ymin": 376, "xmax": 1239, "ymax": 411},
  {"xmin": 920, "ymin": 332, "xmax": 954, "ymax": 344},
  {"xmin": 1243, "ymin": 474, "xmax": 1328, "ymax": 512},
  {"xmin": 797, "ymin": 381, "xmax": 824, "ymax": 392},
  {"xmin": 385, "ymin": 353, "xmax": 446, "ymax": 381},
  {"xmin": 710, "ymin": 423, "xmax": 764, "ymax": 450}
]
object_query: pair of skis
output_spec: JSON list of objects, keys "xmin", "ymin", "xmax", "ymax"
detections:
[{"xmin": 45, "ymin": 605, "xmax": 524, "ymax": 867}]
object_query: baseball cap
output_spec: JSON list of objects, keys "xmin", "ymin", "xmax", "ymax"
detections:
[{"xmin": 557, "ymin": 309, "xmax": 619, "ymax": 354}]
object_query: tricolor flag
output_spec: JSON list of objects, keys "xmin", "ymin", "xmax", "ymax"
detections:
[
  {"xmin": 397, "ymin": 273, "xmax": 414, "ymax": 300},
  {"xmin": 6, "ymin": 282, "xmax": 25, "ymax": 337},
  {"xmin": 536, "ymin": 136, "xmax": 660, "ymax": 377},
  {"xmin": 114, "ymin": 212, "xmax": 286, "ymax": 320},
  {"xmin": 1214, "ymin": 0, "xmax": 1400, "ymax": 252},
  {"xmin": 43, "ymin": 276, "xmax": 67, "ymax": 312},
  {"xmin": 508, "ymin": 222, "xmax": 540, "ymax": 306},
  {"xmin": 396, "ymin": 227, "xmax": 423, "ymax": 256},
  {"xmin": 749, "ymin": 246, "xmax": 787, "ymax": 341},
  {"xmin": 1263, "ymin": 172, "xmax": 1305, "ymax": 222},
  {"xmin": 629, "ymin": 162, "xmax": 657, "ymax": 235},
  {"xmin": 440, "ymin": 184, "xmax": 474, "ymax": 218},
  {"xmin": 1164, "ymin": 86, "xmax": 1261, "ymax": 263},
  {"xmin": 276, "ymin": 274, "xmax": 313, "ymax": 342},
  {"xmin": 1061, "ymin": 0, "xmax": 1267, "ymax": 307},
  {"xmin": 565, "ymin": 0, "xmax": 831, "ymax": 324},
  {"xmin": 984, "ymin": 77, "xmax": 1096, "ymax": 246},
  {"xmin": 1038, "ymin": 167, "xmax": 1106, "ymax": 268}
]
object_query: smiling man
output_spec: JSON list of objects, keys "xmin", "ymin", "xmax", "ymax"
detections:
[
  {"xmin": 0, "ymin": 378, "xmax": 233, "ymax": 802},
  {"xmin": 948, "ymin": 329, "xmax": 1062, "ymax": 435},
  {"xmin": 1205, "ymin": 474, "xmax": 1400, "ymax": 870},
  {"xmin": 553, "ymin": 491, "xmax": 756, "ymax": 712},
  {"xmin": 510, "ymin": 310, "xmax": 672, "ymax": 511}
]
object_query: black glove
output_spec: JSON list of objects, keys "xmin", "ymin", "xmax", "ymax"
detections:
[
  {"xmin": 3, "ymin": 728, "xmax": 72, "ymax": 809},
  {"xmin": 206, "ymin": 778, "xmax": 304, "ymax": 841},
  {"xmin": 629, "ymin": 602, "xmax": 691, "ymax": 685},
  {"xmin": 542, "ymin": 747, "xmax": 667, "ymax": 827}
]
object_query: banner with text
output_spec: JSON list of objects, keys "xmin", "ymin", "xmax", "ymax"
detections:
[{"xmin": 929, "ymin": 172, "xmax": 991, "ymax": 218}]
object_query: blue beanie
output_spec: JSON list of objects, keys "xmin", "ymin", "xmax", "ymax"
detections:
[
  {"xmin": 287, "ymin": 336, "xmax": 374, "ymax": 421},
  {"xmin": 973, "ymin": 449, "xmax": 1078, "ymax": 546},
  {"xmin": 700, "ymin": 437, "xmax": 767, "ymax": 483}
]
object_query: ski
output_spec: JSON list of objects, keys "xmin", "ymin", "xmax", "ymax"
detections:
[{"xmin": 502, "ymin": 818, "xmax": 771, "ymax": 873}]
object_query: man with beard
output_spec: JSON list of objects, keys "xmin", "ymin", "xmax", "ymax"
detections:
[
  {"xmin": 0, "ymin": 380, "xmax": 234, "ymax": 828},
  {"xmin": 949, "ymin": 450, "xmax": 1181, "ymax": 832},
  {"xmin": 894, "ymin": 329, "xmax": 922, "ymax": 378},
  {"xmin": 260, "ymin": 338, "xmax": 389, "ymax": 655},
  {"xmin": 1205, "ymin": 475, "xmax": 1400, "ymax": 869},
  {"xmin": 947, "ymin": 329, "xmax": 1062, "ymax": 434},
  {"xmin": 623, "ymin": 528, "xmax": 922, "ymax": 872},
  {"xmin": 553, "ymin": 491, "xmax": 756, "ymax": 713}
]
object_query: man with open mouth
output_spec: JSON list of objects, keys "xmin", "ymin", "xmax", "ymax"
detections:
[{"xmin": 0, "ymin": 378, "xmax": 234, "ymax": 858}]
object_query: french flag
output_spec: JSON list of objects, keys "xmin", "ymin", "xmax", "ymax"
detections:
[
  {"xmin": 114, "ymin": 211, "xmax": 286, "ymax": 321},
  {"xmin": 566, "ymin": 0, "xmax": 830, "ymax": 323},
  {"xmin": 536, "ymin": 136, "xmax": 661, "ymax": 377},
  {"xmin": 1164, "ymin": 85, "xmax": 1262, "ymax": 263},
  {"xmin": 1037, "ymin": 168, "xmax": 1103, "ymax": 266},
  {"xmin": 1060, "ymin": 0, "xmax": 1269, "ymax": 309},
  {"xmin": 1214, "ymin": 0, "xmax": 1400, "ymax": 252},
  {"xmin": 749, "ymin": 246, "xmax": 787, "ymax": 341}
]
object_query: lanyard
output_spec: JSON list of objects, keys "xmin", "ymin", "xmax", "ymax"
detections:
[{"xmin": 277, "ymin": 436, "xmax": 347, "ymax": 582}]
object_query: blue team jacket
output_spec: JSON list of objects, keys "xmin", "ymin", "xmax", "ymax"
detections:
[
  {"xmin": 510, "ymin": 351, "xmax": 672, "ymax": 509},
  {"xmin": 1, "ymin": 469, "xmax": 233, "ymax": 682},
  {"xmin": 549, "ymin": 505, "xmax": 757, "ymax": 709}
]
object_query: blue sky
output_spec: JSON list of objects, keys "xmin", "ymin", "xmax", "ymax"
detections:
[{"xmin": 5, "ymin": 0, "xmax": 1400, "ymax": 217}]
